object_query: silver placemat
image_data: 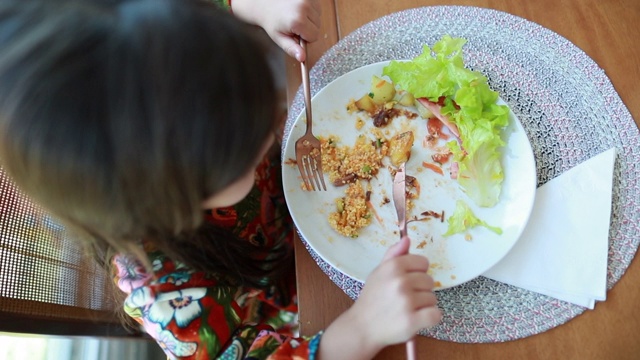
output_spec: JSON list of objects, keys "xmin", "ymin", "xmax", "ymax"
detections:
[{"xmin": 282, "ymin": 6, "xmax": 640, "ymax": 343}]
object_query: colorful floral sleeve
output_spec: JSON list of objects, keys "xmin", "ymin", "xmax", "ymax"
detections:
[
  {"xmin": 114, "ymin": 252, "xmax": 322, "ymax": 359},
  {"xmin": 112, "ymin": 144, "xmax": 307, "ymax": 358},
  {"xmin": 207, "ymin": 0, "xmax": 232, "ymax": 11}
]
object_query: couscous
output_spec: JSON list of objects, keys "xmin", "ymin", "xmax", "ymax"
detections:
[{"xmin": 328, "ymin": 180, "xmax": 371, "ymax": 237}]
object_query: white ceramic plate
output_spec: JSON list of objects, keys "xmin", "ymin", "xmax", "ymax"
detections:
[{"xmin": 282, "ymin": 61, "xmax": 536, "ymax": 289}]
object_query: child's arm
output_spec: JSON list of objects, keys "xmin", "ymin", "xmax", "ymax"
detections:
[
  {"xmin": 247, "ymin": 236, "xmax": 441, "ymax": 359},
  {"xmin": 317, "ymin": 236, "xmax": 442, "ymax": 359},
  {"xmin": 230, "ymin": 0, "xmax": 321, "ymax": 61}
]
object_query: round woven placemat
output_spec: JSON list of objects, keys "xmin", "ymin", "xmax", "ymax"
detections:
[{"xmin": 283, "ymin": 6, "xmax": 640, "ymax": 343}]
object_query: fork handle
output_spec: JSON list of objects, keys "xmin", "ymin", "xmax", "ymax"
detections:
[
  {"xmin": 299, "ymin": 38, "xmax": 313, "ymax": 135},
  {"xmin": 406, "ymin": 338, "xmax": 416, "ymax": 360}
]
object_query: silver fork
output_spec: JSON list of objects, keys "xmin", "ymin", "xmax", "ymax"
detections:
[{"xmin": 295, "ymin": 39, "xmax": 327, "ymax": 191}]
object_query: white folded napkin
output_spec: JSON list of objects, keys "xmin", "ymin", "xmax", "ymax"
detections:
[{"xmin": 483, "ymin": 147, "xmax": 616, "ymax": 309}]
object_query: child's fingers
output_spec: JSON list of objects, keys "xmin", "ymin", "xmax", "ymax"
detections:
[
  {"xmin": 405, "ymin": 271, "xmax": 435, "ymax": 291},
  {"xmin": 290, "ymin": 18, "xmax": 320, "ymax": 43},
  {"xmin": 388, "ymin": 254, "xmax": 430, "ymax": 275},
  {"xmin": 411, "ymin": 306, "xmax": 443, "ymax": 330},
  {"xmin": 272, "ymin": 32, "xmax": 310, "ymax": 61},
  {"xmin": 381, "ymin": 235, "xmax": 411, "ymax": 261},
  {"xmin": 276, "ymin": 36, "xmax": 304, "ymax": 61},
  {"xmin": 410, "ymin": 291, "xmax": 438, "ymax": 310},
  {"xmin": 273, "ymin": 21, "xmax": 319, "ymax": 61}
]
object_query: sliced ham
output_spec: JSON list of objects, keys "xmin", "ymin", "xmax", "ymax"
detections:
[
  {"xmin": 449, "ymin": 161, "xmax": 459, "ymax": 180},
  {"xmin": 416, "ymin": 97, "xmax": 460, "ymax": 138}
]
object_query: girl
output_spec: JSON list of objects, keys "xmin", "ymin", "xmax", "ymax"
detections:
[{"xmin": 0, "ymin": 0, "xmax": 441, "ymax": 359}]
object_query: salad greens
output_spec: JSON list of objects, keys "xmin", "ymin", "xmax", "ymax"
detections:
[
  {"xmin": 444, "ymin": 200, "xmax": 502, "ymax": 237},
  {"xmin": 383, "ymin": 35, "xmax": 509, "ymax": 208}
]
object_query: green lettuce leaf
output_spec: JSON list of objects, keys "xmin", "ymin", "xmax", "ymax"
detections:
[
  {"xmin": 382, "ymin": 35, "xmax": 476, "ymax": 101},
  {"xmin": 443, "ymin": 200, "xmax": 502, "ymax": 237},
  {"xmin": 383, "ymin": 35, "xmax": 510, "ymax": 208}
]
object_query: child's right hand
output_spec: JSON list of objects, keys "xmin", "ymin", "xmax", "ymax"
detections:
[
  {"xmin": 318, "ymin": 236, "xmax": 441, "ymax": 360},
  {"xmin": 352, "ymin": 236, "xmax": 442, "ymax": 346}
]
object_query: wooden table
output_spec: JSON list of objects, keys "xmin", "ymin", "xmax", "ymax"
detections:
[{"xmin": 285, "ymin": 1, "xmax": 640, "ymax": 358}]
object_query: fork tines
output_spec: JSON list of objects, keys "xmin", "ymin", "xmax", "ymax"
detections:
[{"xmin": 298, "ymin": 150, "xmax": 326, "ymax": 191}]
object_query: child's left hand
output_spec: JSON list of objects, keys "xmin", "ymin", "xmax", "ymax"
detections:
[{"xmin": 231, "ymin": 0, "xmax": 321, "ymax": 62}]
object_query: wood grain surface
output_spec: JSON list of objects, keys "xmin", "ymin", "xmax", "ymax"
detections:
[{"xmin": 286, "ymin": 1, "xmax": 640, "ymax": 358}]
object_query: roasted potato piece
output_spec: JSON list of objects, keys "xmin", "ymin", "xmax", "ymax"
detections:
[
  {"xmin": 389, "ymin": 131, "xmax": 414, "ymax": 166},
  {"xmin": 415, "ymin": 98, "xmax": 434, "ymax": 119},
  {"xmin": 398, "ymin": 92, "xmax": 415, "ymax": 106},
  {"xmin": 370, "ymin": 75, "xmax": 396, "ymax": 105},
  {"xmin": 355, "ymin": 93, "xmax": 377, "ymax": 114}
]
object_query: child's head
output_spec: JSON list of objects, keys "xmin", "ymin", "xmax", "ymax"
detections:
[{"xmin": 0, "ymin": 0, "xmax": 281, "ymax": 263}]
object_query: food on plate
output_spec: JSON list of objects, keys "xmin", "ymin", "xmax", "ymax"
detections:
[
  {"xmin": 444, "ymin": 200, "xmax": 502, "ymax": 236},
  {"xmin": 397, "ymin": 92, "xmax": 415, "ymax": 107},
  {"xmin": 388, "ymin": 131, "xmax": 414, "ymax": 166},
  {"xmin": 320, "ymin": 35, "xmax": 509, "ymax": 239},
  {"xmin": 352, "ymin": 77, "xmax": 420, "ymax": 128},
  {"xmin": 423, "ymin": 117, "xmax": 451, "ymax": 149},
  {"xmin": 372, "ymin": 107, "xmax": 399, "ymax": 127},
  {"xmin": 369, "ymin": 75, "xmax": 396, "ymax": 105},
  {"xmin": 420, "ymin": 210, "xmax": 445, "ymax": 222},
  {"xmin": 414, "ymin": 97, "xmax": 434, "ymax": 119},
  {"xmin": 431, "ymin": 148, "xmax": 452, "ymax": 164},
  {"xmin": 421, "ymin": 161, "xmax": 444, "ymax": 175},
  {"xmin": 354, "ymin": 93, "xmax": 377, "ymax": 114},
  {"xmin": 329, "ymin": 181, "xmax": 372, "ymax": 237},
  {"xmin": 351, "ymin": 75, "xmax": 396, "ymax": 115},
  {"xmin": 321, "ymin": 135, "xmax": 385, "ymax": 186},
  {"xmin": 383, "ymin": 35, "xmax": 510, "ymax": 208},
  {"xmin": 416, "ymin": 98, "xmax": 460, "ymax": 138}
]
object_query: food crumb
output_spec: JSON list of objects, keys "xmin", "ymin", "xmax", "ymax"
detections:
[
  {"xmin": 464, "ymin": 233, "xmax": 472, "ymax": 241},
  {"xmin": 434, "ymin": 281, "xmax": 442, "ymax": 288},
  {"xmin": 284, "ymin": 158, "xmax": 297, "ymax": 167},
  {"xmin": 346, "ymin": 99, "xmax": 358, "ymax": 114},
  {"xmin": 416, "ymin": 240, "xmax": 427, "ymax": 249}
]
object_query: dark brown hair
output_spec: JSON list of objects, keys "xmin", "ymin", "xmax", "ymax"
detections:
[{"xmin": 0, "ymin": 0, "xmax": 291, "ymax": 290}]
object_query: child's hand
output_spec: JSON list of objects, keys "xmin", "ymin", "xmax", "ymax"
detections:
[
  {"xmin": 231, "ymin": 0, "xmax": 321, "ymax": 62},
  {"xmin": 318, "ymin": 237, "xmax": 442, "ymax": 360},
  {"xmin": 352, "ymin": 236, "xmax": 442, "ymax": 346}
]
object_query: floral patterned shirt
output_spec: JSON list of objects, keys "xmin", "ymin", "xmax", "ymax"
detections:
[
  {"xmin": 209, "ymin": 0, "xmax": 232, "ymax": 11},
  {"xmin": 113, "ymin": 147, "xmax": 322, "ymax": 359}
]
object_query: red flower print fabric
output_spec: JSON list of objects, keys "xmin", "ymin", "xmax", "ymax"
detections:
[{"xmin": 113, "ymin": 148, "xmax": 322, "ymax": 359}]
